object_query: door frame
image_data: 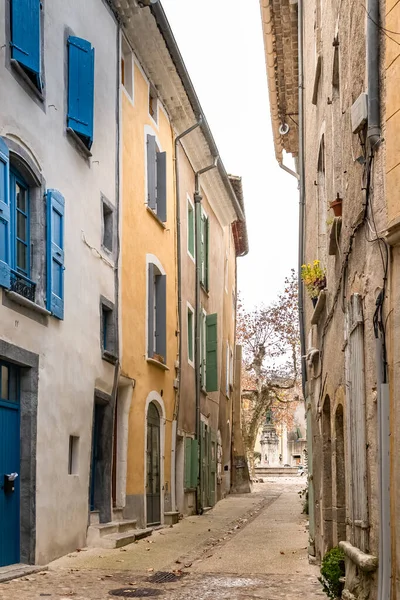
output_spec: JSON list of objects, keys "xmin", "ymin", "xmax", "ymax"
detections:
[
  {"xmin": 0, "ymin": 340, "xmax": 38, "ymax": 565},
  {"xmin": 144, "ymin": 391, "xmax": 165, "ymax": 527}
]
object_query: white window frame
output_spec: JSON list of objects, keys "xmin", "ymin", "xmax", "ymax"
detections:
[
  {"xmin": 200, "ymin": 206, "xmax": 208, "ymax": 287},
  {"xmin": 148, "ymin": 83, "xmax": 159, "ymax": 127},
  {"xmin": 187, "ymin": 301, "xmax": 195, "ymax": 368},
  {"xmin": 121, "ymin": 35, "xmax": 134, "ymax": 103},
  {"xmin": 145, "ymin": 253, "xmax": 166, "ymax": 360},
  {"xmin": 200, "ymin": 308, "xmax": 207, "ymax": 389},
  {"xmin": 187, "ymin": 195, "xmax": 195, "ymax": 262}
]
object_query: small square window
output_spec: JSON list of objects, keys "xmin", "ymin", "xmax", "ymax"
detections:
[
  {"xmin": 149, "ymin": 85, "xmax": 158, "ymax": 123},
  {"xmin": 101, "ymin": 198, "xmax": 114, "ymax": 253},
  {"xmin": 68, "ymin": 436, "xmax": 79, "ymax": 475},
  {"xmin": 121, "ymin": 37, "xmax": 133, "ymax": 99}
]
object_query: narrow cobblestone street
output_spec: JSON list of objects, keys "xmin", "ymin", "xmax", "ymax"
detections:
[{"xmin": 0, "ymin": 478, "xmax": 324, "ymax": 600}]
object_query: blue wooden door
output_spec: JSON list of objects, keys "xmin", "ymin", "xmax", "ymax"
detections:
[{"xmin": 0, "ymin": 362, "xmax": 20, "ymax": 566}]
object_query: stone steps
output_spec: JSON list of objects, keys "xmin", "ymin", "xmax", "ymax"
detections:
[
  {"xmin": 87, "ymin": 519, "xmax": 139, "ymax": 548},
  {"xmin": 97, "ymin": 528, "xmax": 153, "ymax": 550}
]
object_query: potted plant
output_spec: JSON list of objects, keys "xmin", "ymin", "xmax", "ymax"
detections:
[
  {"xmin": 329, "ymin": 193, "xmax": 343, "ymax": 218},
  {"xmin": 301, "ymin": 260, "xmax": 326, "ymax": 307},
  {"xmin": 318, "ymin": 546, "xmax": 345, "ymax": 599}
]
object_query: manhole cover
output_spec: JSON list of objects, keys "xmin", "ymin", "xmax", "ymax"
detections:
[
  {"xmin": 147, "ymin": 571, "xmax": 185, "ymax": 584},
  {"xmin": 109, "ymin": 589, "xmax": 162, "ymax": 598}
]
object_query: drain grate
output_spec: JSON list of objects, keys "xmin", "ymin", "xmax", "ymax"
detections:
[
  {"xmin": 109, "ymin": 589, "xmax": 162, "ymax": 598},
  {"xmin": 147, "ymin": 570, "xmax": 185, "ymax": 584}
]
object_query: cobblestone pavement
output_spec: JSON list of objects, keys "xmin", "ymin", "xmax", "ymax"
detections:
[{"xmin": 0, "ymin": 477, "xmax": 325, "ymax": 599}]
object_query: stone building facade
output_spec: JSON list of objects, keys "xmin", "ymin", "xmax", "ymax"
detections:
[{"xmin": 261, "ymin": 0, "xmax": 394, "ymax": 598}]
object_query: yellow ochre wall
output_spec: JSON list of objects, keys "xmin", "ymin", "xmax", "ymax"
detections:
[{"xmin": 121, "ymin": 61, "xmax": 177, "ymax": 524}]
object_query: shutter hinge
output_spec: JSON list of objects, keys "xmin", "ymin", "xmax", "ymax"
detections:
[{"xmin": 9, "ymin": 42, "xmax": 29, "ymax": 56}]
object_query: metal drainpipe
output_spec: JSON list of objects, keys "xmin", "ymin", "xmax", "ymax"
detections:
[
  {"xmin": 366, "ymin": 0, "xmax": 388, "ymax": 595},
  {"xmin": 171, "ymin": 117, "xmax": 202, "ymax": 513},
  {"xmin": 297, "ymin": 0, "xmax": 315, "ymax": 555},
  {"xmin": 194, "ymin": 158, "xmax": 218, "ymax": 514},
  {"xmin": 367, "ymin": 0, "xmax": 381, "ymax": 148}
]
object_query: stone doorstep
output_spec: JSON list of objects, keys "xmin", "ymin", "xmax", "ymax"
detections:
[
  {"xmin": 0, "ymin": 563, "xmax": 48, "ymax": 584},
  {"xmin": 99, "ymin": 527, "xmax": 153, "ymax": 549},
  {"xmin": 164, "ymin": 511, "xmax": 180, "ymax": 525}
]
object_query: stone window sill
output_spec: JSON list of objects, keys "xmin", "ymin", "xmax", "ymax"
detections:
[
  {"xmin": 11, "ymin": 59, "xmax": 44, "ymax": 102},
  {"xmin": 146, "ymin": 206, "xmax": 166, "ymax": 229},
  {"xmin": 328, "ymin": 217, "xmax": 342, "ymax": 256},
  {"xmin": 6, "ymin": 290, "xmax": 50, "ymax": 316},
  {"xmin": 147, "ymin": 357, "xmax": 169, "ymax": 371},
  {"xmin": 67, "ymin": 128, "xmax": 92, "ymax": 158},
  {"xmin": 102, "ymin": 350, "xmax": 118, "ymax": 365},
  {"xmin": 311, "ymin": 289, "xmax": 327, "ymax": 325}
]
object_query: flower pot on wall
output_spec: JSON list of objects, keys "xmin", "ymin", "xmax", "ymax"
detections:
[{"xmin": 330, "ymin": 193, "xmax": 343, "ymax": 217}]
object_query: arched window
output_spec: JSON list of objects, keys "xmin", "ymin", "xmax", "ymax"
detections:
[{"xmin": 317, "ymin": 136, "xmax": 327, "ymax": 262}]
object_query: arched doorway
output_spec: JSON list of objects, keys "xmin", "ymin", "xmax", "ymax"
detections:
[
  {"xmin": 146, "ymin": 402, "xmax": 161, "ymax": 526},
  {"xmin": 322, "ymin": 395, "xmax": 333, "ymax": 552},
  {"xmin": 335, "ymin": 405, "xmax": 346, "ymax": 543}
]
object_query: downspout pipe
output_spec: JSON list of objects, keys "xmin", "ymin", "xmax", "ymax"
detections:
[
  {"xmin": 297, "ymin": 0, "xmax": 315, "ymax": 556},
  {"xmin": 194, "ymin": 158, "xmax": 219, "ymax": 514},
  {"xmin": 173, "ymin": 115, "xmax": 203, "ymax": 423},
  {"xmin": 171, "ymin": 116, "xmax": 202, "ymax": 512},
  {"xmin": 367, "ymin": 0, "xmax": 381, "ymax": 148}
]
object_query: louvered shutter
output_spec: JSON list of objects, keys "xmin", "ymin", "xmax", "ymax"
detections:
[
  {"xmin": 147, "ymin": 263, "xmax": 155, "ymax": 358},
  {"xmin": 0, "ymin": 138, "xmax": 11, "ymax": 289},
  {"xmin": 46, "ymin": 190, "xmax": 65, "ymax": 319},
  {"xmin": 11, "ymin": 0, "xmax": 41, "ymax": 87},
  {"xmin": 147, "ymin": 135, "xmax": 156, "ymax": 210},
  {"xmin": 184, "ymin": 437, "xmax": 192, "ymax": 490},
  {"xmin": 190, "ymin": 439, "xmax": 199, "ymax": 489},
  {"xmin": 156, "ymin": 151, "xmax": 167, "ymax": 222},
  {"xmin": 67, "ymin": 37, "xmax": 95, "ymax": 149},
  {"xmin": 206, "ymin": 313, "xmax": 218, "ymax": 392},
  {"xmin": 155, "ymin": 274, "xmax": 166, "ymax": 361}
]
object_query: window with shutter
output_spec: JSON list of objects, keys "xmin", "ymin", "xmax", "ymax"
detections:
[
  {"xmin": 46, "ymin": 190, "xmax": 65, "ymax": 320},
  {"xmin": 200, "ymin": 209, "xmax": 209, "ymax": 290},
  {"xmin": 184, "ymin": 437, "xmax": 192, "ymax": 490},
  {"xmin": 0, "ymin": 139, "xmax": 11, "ymax": 289},
  {"xmin": 187, "ymin": 305, "xmax": 194, "ymax": 365},
  {"xmin": 146, "ymin": 135, "xmax": 167, "ymax": 222},
  {"xmin": 67, "ymin": 36, "xmax": 95, "ymax": 150},
  {"xmin": 187, "ymin": 197, "xmax": 195, "ymax": 259},
  {"xmin": 206, "ymin": 313, "xmax": 218, "ymax": 392},
  {"xmin": 10, "ymin": 0, "xmax": 41, "ymax": 89},
  {"xmin": 147, "ymin": 261, "xmax": 167, "ymax": 364}
]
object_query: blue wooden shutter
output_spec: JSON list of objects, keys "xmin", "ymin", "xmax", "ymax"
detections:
[
  {"xmin": 67, "ymin": 37, "xmax": 95, "ymax": 149},
  {"xmin": 206, "ymin": 313, "xmax": 218, "ymax": 392},
  {"xmin": 0, "ymin": 138, "xmax": 11, "ymax": 289},
  {"xmin": 156, "ymin": 151, "xmax": 167, "ymax": 222},
  {"xmin": 46, "ymin": 190, "xmax": 65, "ymax": 319},
  {"xmin": 155, "ymin": 274, "xmax": 166, "ymax": 361},
  {"xmin": 148, "ymin": 263, "xmax": 155, "ymax": 358},
  {"xmin": 147, "ymin": 135, "xmax": 156, "ymax": 210},
  {"xmin": 11, "ymin": 0, "xmax": 41, "ymax": 87}
]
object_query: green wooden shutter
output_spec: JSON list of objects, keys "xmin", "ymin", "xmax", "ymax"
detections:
[
  {"xmin": 200, "ymin": 212, "xmax": 205, "ymax": 285},
  {"xmin": 156, "ymin": 151, "xmax": 167, "ymax": 222},
  {"xmin": 190, "ymin": 439, "xmax": 199, "ymax": 489},
  {"xmin": 210, "ymin": 431, "xmax": 217, "ymax": 506},
  {"xmin": 184, "ymin": 437, "xmax": 192, "ymax": 490},
  {"xmin": 206, "ymin": 313, "xmax": 218, "ymax": 392},
  {"xmin": 147, "ymin": 135, "xmax": 156, "ymax": 210}
]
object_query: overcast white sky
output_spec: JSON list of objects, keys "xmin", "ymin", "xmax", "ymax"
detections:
[{"xmin": 162, "ymin": 0, "xmax": 299, "ymax": 309}]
